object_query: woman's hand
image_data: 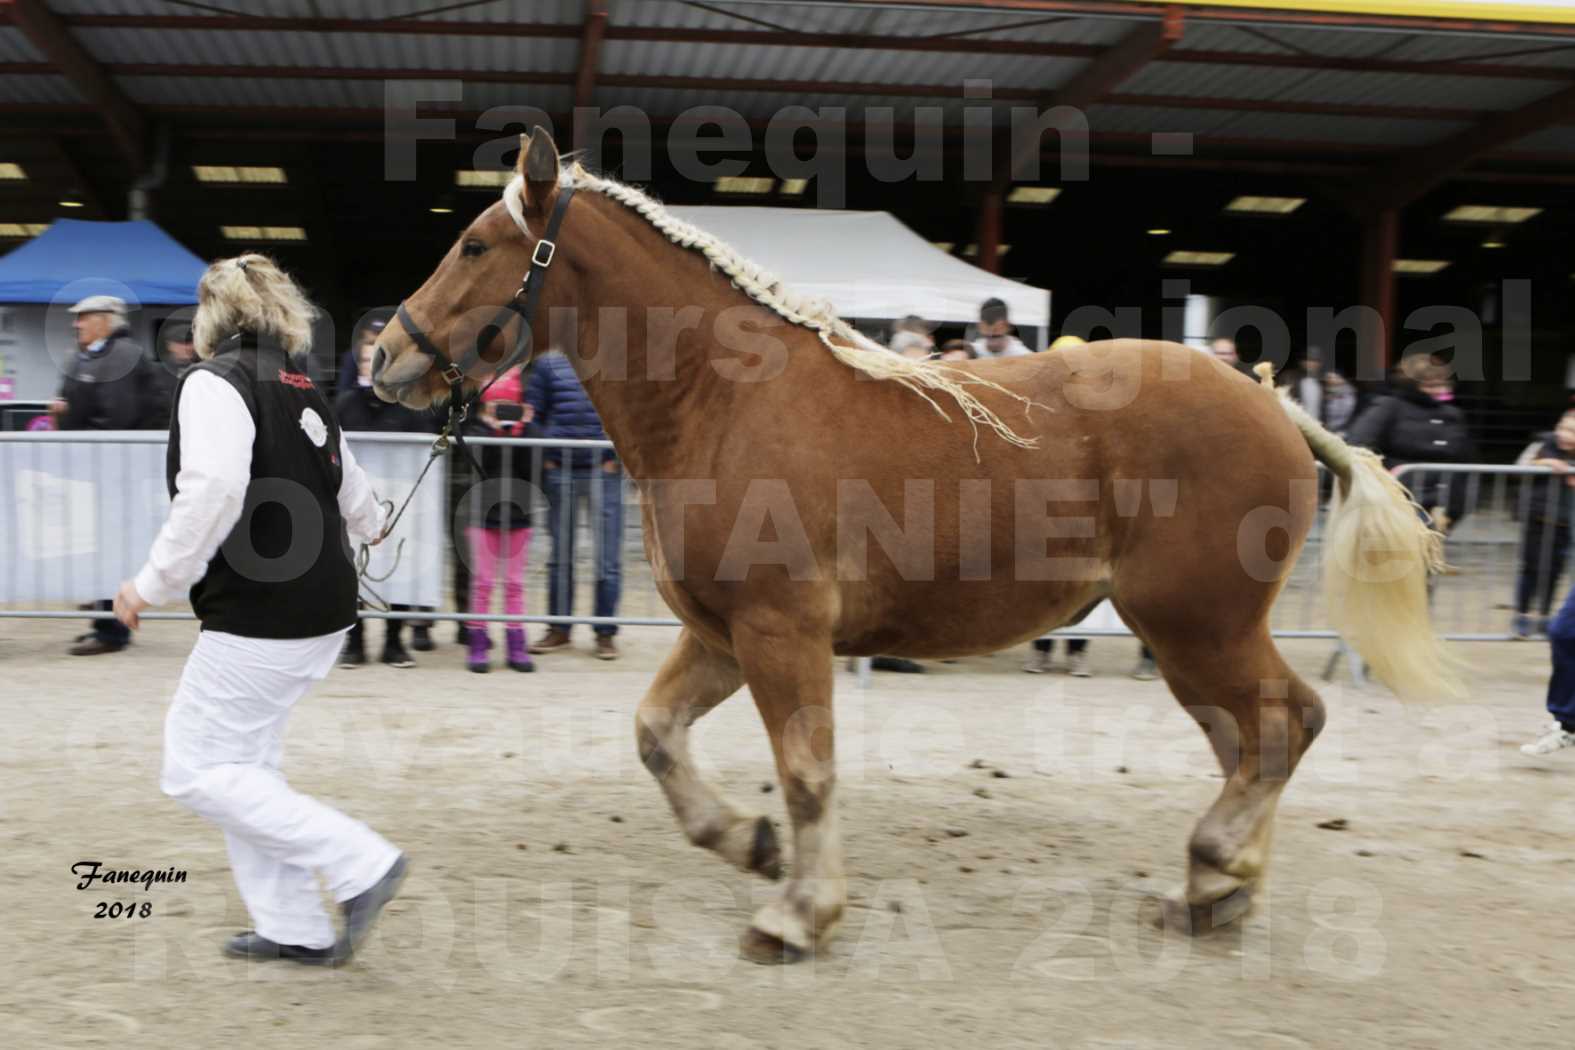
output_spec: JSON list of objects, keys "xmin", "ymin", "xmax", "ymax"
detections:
[
  {"xmin": 602, "ymin": 459, "xmax": 620, "ymax": 475},
  {"xmin": 112, "ymin": 580, "xmax": 149, "ymax": 630}
]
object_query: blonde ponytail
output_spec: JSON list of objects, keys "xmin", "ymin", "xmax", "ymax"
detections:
[{"xmin": 192, "ymin": 253, "xmax": 316, "ymax": 360}]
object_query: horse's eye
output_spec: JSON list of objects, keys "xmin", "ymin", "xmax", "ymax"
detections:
[{"xmin": 462, "ymin": 240, "xmax": 487, "ymax": 258}]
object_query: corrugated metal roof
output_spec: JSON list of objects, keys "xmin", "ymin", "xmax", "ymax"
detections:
[
  {"xmin": 0, "ymin": 27, "xmax": 44, "ymax": 63},
  {"xmin": 1506, "ymin": 124, "xmax": 1575, "ymax": 152},
  {"xmin": 0, "ymin": 73, "xmax": 84, "ymax": 104},
  {"xmin": 592, "ymin": 85, "xmax": 1019, "ymax": 125},
  {"xmin": 1202, "ymin": 110, "xmax": 1466, "ymax": 145},
  {"xmin": 1269, "ymin": 69, "xmax": 1566, "ymax": 108},
  {"xmin": 1125, "ymin": 61, "xmax": 1330, "ymax": 98},
  {"xmin": 603, "ymin": 40, "xmax": 1076, "ymax": 92},
  {"xmin": 1382, "ymin": 32, "xmax": 1575, "ymax": 67}
]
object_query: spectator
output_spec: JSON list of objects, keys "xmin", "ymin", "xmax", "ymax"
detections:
[
  {"xmin": 334, "ymin": 337, "xmax": 431, "ymax": 668},
  {"xmin": 54, "ymin": 295, "xmax": 159, "ymax": 656},
  {"xmin": 1321, "ymin": 369, "xmax": 1359, "ymax": 435},
  {"xmin": 525, "ymin": 350, "xmax": 624, "ymax": 660},
  {"xmin": 146, "ymin": 319, "xmax": 199, "ymax": 430},
  {"xmin": 970, "ymin": 298, "xmax": 1032, "ymax": 358},
  {"xmin": 1513, "ymin": 411, "xmax": 1575, "ymax": 638},
  {"xmin": 463, "ymin": 367, "xmax": 538, "ymax": 674},
  {"xmin": 937, "ymin": 339, "xmax": 974, "ymax": 362},
  {"xmin": 890, "ymin": 315, "xmax": 936, "ymax": 359},
  {"xmin": 1522, "ymin": 578, "xmax": 1575, "ymax": 756},
  {"xmin": 1344, "ymin": 356, "xmax": 1478, "ymax": 532},
  {"xmin": 1209, "ymin": 336, "xmax": 1256, "ymax": 379},
  {"xmin": 1024, "ymin": 637, "xmax": 1090, "ymax": 677},
  {"xmin": 337, "ymin": 314, "xmax": 389, "ymax": 397}
]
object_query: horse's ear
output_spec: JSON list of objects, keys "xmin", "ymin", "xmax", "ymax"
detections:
[{"xmin": 518, "ymin": 126, "xmax": 560, "ymax": 212}]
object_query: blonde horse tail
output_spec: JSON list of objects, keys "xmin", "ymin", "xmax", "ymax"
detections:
[{"xmin": 1278, "ymin": 394, "xmax": 1465, "ymax": 701}]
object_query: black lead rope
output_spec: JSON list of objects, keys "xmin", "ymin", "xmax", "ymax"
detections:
[{"xmin": 360, "ymin": 180, "xmax": 578, "ymax": 611}]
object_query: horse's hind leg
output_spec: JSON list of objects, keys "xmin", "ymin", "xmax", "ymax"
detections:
[
  {"xmin": 1148, "ymin": 629, "xmax": 1326, "ymax": 933},
  {"xmin": 636, "ymin": 628, "xmax": 782, "ymax": 879}
]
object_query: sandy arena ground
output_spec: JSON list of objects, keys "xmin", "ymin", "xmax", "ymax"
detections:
[{"xmin": 1, "ymin": 617, "xmax": 1570, "ymax": 1049}]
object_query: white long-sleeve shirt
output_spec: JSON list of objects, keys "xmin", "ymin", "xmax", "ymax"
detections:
[{"xmin": 132, "ymin": 370, "xmax": 385, "ymax": 607}]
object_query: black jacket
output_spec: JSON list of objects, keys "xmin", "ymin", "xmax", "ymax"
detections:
[
  {"xmin": 1346, "ymin": 381, "xmax": 1479, "ymax": 524},
  {"xmin": 57, "ymin": 327, "xmax": 161, "ymax": 431},
  {"xmin": 168, "ymin": 332, "xmax": 358, "ymax": 638},
  {"xmin": 334, "ymin": 385, "xmax": 433, "ymax": 434},
  {"xmin": 1524, "ymin": 433, "xmax": 1575, "ymax": 525}
]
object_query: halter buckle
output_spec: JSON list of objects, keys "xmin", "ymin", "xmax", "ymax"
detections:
[
  {"xmin": 532, "ymin": 239, "xmax": 556, "ymax": 268},
  {"xmin": 441, "ymin": 362, "xmax": 464, "ymax": 385}
]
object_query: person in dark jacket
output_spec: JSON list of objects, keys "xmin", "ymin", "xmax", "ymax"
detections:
[
  {"xmin": 145, "ymin": 318, "xmax": 199, "ymax": 431},
  {"xmin": 53, "ymin": 295, "xmax": 161, "ymax": 655},
  {"xmin": 525, "ymin": 350, "xmax": 624, "ymax": 660},
  {"xmin": 1344, "ymin": 357, "xmax": 1479, "ymax": 531},
  {"xmin": 1513, "ymin": 412, "xmax": 1575, "ymax": 638},
  {"xmin": 334, "ymin": 336, "xmax": 432, "ymax": 668}
]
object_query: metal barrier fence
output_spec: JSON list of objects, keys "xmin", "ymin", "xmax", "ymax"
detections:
[{"xmin": 2, "ymin": 431, "xmax": 1568, "ymax": 644}]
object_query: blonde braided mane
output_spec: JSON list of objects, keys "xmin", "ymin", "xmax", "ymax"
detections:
[{"xmin": 506, "ymin": 166, "xmax": 1044, "ymax": 452}]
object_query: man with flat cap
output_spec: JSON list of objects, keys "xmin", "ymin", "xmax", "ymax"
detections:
[{"xmin": 52, "ymin": 295, "xmax": 159, "ymax": 655}]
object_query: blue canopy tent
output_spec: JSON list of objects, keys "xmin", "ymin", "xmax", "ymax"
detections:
[
  {"xmin": 0, "ymin": 220, "xmax": 208, "ymax": 403},
  {"xmin": 0, "ymin": 219, "xmax": 206, "ymax": 305}
]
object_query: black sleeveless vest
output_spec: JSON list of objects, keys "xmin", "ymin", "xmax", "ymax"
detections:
[{"xmin": 166, "ymin": 332, "xmax": 358, "ymax": 638}]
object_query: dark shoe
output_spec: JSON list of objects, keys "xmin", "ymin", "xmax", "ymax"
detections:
[
  {"xmin": 529, "ymin": 628, "xmax": 572, "ymax": 654},
  {"xmin": 381, "ymin": 640, "xmax": 415, "ymax": 669},
  {"xmin": 223, "ymin": 931, "xmax": 336, "ymax": 966},
  {"xmin": 594, "ymin": 635, "xmax": 619, "ymax": 661},
  {"xmin": 336, "ymin": 854, "xmax": 408, "ymax": 964},
  {"xmin": 467, "ymin": 627, "xmax": 490, "ymax": 674},
  {"xmin": 410, "ymin": 625, "xmax": 434, "ymax": 652},
  {"xmin": 1131, "ymin": 656, "xmax": 1159, "ymax": 681},
  {"xmin": 68, "ymin": 637, "xmax": 126, "ymax": 656},
  {"xmin": 339, "ymin": 637, "xmax": 366, "ymax": 668},
  {"xmin": 871, "ymin": 656, "xmax": 923, "ymax": 673},
  {"xmin": 452, "ymin": 621, "xmax": 468, "ymax": 646},
  {"xmin": 505, "ymin": 628, "xmax": 534, "ymax": 672}
]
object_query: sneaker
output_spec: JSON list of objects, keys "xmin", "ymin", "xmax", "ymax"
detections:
[
  {"xmin": 381, "ymin": 640, "xmax": 416, "ymax": 669},
  {"xmin": 1022, "ymin": 648, "xmax": 1052, "ymax": 674},
  {"xmin": 1512, "ymin": 613, "xmax": 1535, "ymax": 640},
  {"xmin": 410, "ymin": 625, "xmax": 434, "ymax": 652},
  {"xmin": 68, "ymin": 637, "xmax": 127, "ymax": 656},
  {"xmin": 339, "ymin": 637, "xmax": 366, "ymax": 668},
  {"xmin": 529, "ymin": 628, "xmax": 572, "ymax": 654},
  {"xmin": 594, "ymin": 635, "xmax": 619, "ymax": 661},
  {"xmin": 871, "ymin": 655, "xmax": 923, "ymax": 673},
  {"xmin": 1131, "ymin": 656, "xmax": 1158, "ymax": 681},
  {"xmin": 1067, "ymin": 650, "xmax": 1092, "ymax": 677},
  {"xmin": 1521, "ymin": 725, "xmax": 1575, "ymax": 756}
]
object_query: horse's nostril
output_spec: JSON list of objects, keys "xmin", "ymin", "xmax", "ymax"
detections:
[{"xmin": 371, "ymin": 345, "xmax": 386, "ymax": 382}]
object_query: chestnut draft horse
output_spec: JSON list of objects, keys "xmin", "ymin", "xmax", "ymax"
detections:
[{"xmin": 374, "ymin": 129, "xmax": 1456, "ymax": 963}]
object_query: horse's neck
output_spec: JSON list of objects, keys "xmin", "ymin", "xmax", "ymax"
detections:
[{"xmin": 569, "ymin": 242, "xmax": 843, "ymax": 481}]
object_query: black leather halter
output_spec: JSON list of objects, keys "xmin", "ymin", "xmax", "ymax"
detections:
[{"xmin": 394, "ymin": 178, "xmax": 577, "ymax": 427}]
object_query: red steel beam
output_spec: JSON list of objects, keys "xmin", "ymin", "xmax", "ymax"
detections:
[
  {"xmin": 5, "ymin": 0, "xmax": 145, "ymax": 169},
  {"xmin": 1005, "ymin": 6, "xmax": 1184, "ymax": 178},
  {"xmin": 575, "ymin": 0, "xmax": 607, "ymax": 112}
]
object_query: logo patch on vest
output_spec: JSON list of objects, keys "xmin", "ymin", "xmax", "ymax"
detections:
[
  {"xmin": 299, "ymin": 407, "xmax": 328, "ymax": 447},
  {"xmin": 278, "ymin": 370, "xmax": 314, "ymax": 390}
]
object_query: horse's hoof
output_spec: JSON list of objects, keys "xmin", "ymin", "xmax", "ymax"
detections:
[
  {"xmin": 748, "ymin": 816, "xmax": 783, "ymax": 881},
  {"xmin": 739, "ymin": 926, "xmax": 809, "ymax": 965},
  {"xmin": 1156, "ymin": 884, "xmax": 1255, "ymax": 935}
]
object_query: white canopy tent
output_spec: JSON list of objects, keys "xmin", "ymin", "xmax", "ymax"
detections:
[{"xmin": 664, "ymin": 207, "xmax": 1051, "ymax": 349}]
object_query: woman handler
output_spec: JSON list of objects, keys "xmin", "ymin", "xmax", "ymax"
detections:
[{"xmin": 113, "ymin": 255, "xmax": 406, "ymax": 966}]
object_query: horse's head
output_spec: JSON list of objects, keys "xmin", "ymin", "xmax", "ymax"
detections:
[{"xmin": 373, "ymin": 127, "xmax": 577, "ymax": 409}]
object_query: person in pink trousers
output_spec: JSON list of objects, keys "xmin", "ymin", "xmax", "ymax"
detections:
[{"xmin": 465, "ymin": 368, "xmax": 538, "ymax": 673}]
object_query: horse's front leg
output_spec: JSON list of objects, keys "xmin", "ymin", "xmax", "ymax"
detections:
[
  {"xmin": 636, "ymin": 628, "xmax": 782, "ymax": 879},
  {"xmin": 731, "ymin": 620, "xmax": 845, "ymax": 963}
]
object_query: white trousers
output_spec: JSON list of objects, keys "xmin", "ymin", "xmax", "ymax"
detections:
[{"xmin": 161, "ymin": 628, "xmax": 401, "ymax": 949}]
